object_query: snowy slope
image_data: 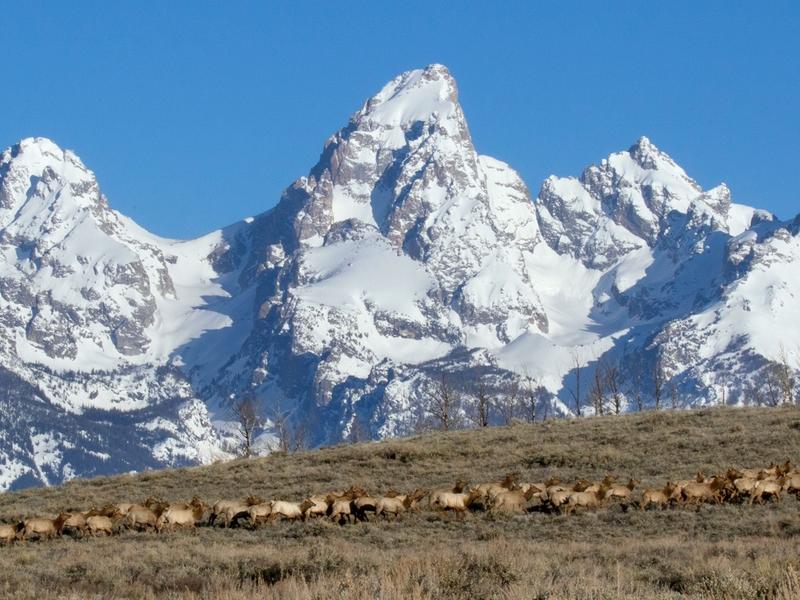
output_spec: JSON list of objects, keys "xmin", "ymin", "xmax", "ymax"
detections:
[{"xmin": 0, "ymin": 64, "xmax": 797, "ymax": 490}]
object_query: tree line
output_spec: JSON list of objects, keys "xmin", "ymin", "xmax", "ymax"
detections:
[{"xmin": 227, "ymin": 345, "xmax": 798, "ymax": 456}]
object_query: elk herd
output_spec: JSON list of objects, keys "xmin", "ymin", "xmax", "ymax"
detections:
[{"xmin": 1, "ymin": 460, "xmax": 798, "ymax": 544}]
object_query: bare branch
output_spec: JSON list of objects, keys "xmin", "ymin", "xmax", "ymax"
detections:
[
  {"xmin": 470, "ymin": 379, "xmax": 491, "ymax": 428},
  {"xmin": 567, "ymin": 350, "xmax": 583, "ymax": 417},
  {"xmin": 776, "ymin": 343, "xmax": 796, "ymax": 405},
  {"xmin": 653, "ymin": 353, "xmax": 665, "ymax": 411},
  {"xmin": 589, "ymin": 364, "xmax": 606, "ymax": 416},
  {"xmin": 496, "ymin": 375, "xmax": 520, "ymax": 426},
  {"xmin": 604, "ymin": 360, "xmax": 623, "ymax": 415},
  {"xmin": 428, "ymin": 373, "xmax": 460, "ymax": 431},
  {"xmin": 229, "ymin": 395, "xmax": 263, "ymax": 458}
]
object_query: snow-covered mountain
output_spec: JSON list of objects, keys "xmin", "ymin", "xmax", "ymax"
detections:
[{"xmin": 1, "ymin": 64, "xmax": 797, "ymax": 489}]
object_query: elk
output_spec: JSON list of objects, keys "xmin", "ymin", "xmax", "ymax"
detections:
[
  {"xmin": 56, "ymin": 512, "xmax": 87, "ymax": 538},
  {"xmin": 247, "ymin": 503, "xmax": 272, "ymax": 527},
  {"xmin": 604, "ymin": 479, "xmax": 638, "ymax": 503},
  {"xmin": 729, "ymin": 474, "xmax": 758, "ymax": 502},
  {"xmin": 156, "ymin": 498, "xmax": 208, "ymax": 532},
  {"xmin": 19, "ymin": 518, "xmax": 59, "ymax": 541},
  {"xmin": 86, "ymin": 515, "xmax": 115, "ymax": 536},
  {"xmin": 578, "ymin": 475, "xmax": 614, "ymax": 494},
  {"xmin": 680, "ymin": 476, "xmax": 727, "ymax": 506},
  {"xmin": 0, "ymin": 524, "xmax": 18, "ymax": 544},
  {"xmin": 429, "ymin": 489, "xmax": 481, "ymax": 515},
  {"xmin": 124, "ymin": 507, "xmax": 159, "ymax": 532},
  {"xmin": 518, "ymin": 483, "xmax": 546, "ymax": 501},
  {"xmin": 542, "ymin": 488, "xmax": 571, "ymax": 512},
  {"xmin": 490, "ymin": 486, "xmax": 537, "ymax": 513},
  {"xmin": 471, "ymin": 474, "xmax": 519, "ymax": 504},
  {"xmin": 428, "ymin": 480, "xmax": 470, "ymax": 510},
  {"xmin": 749, "ymin": 478, "xmax": 785, "ymax": 505},
  {"xmin": 326, "ymin": 488, "xmax": 364, "ymax": 524},
  {"xmin": 352, "ymin": 493, "xmax": 379, "ymax": 521},
  {"xmin": 375, "ymin": 489, "xmax": 427, "ymax": 518},
  {"xmin": 269, "ymin": 500, "xmax": 304, "ymax": 521},
  {"xmin": 300, "ymin": 496, "xmax": 329, "ymax": 520},
  {"xmin": 209, "ymin": 498, "xmax": 258, "ymax": 528},
  {"xmin": 783, "ymin": 472, "xmax": 800, "ymax": 495},
  {"xmin": 564, "ymin": 488, "xmax": 606, "ymax": 516},
  {"xmin": 640, "ymin": 483, "xmax": 675, "ymax": 510}
]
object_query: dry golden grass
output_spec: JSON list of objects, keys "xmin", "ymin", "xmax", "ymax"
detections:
[{"xmin": 1, "ymin": 406, "xmax": 799, "ymax": 599}]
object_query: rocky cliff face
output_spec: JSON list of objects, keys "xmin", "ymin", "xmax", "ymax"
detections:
[{"xmin": 0, "ymin": 64, "xmax": 797, "ymax": 490}]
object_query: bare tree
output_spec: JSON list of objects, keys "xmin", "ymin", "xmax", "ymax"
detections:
[
  {"xmin": 568, "ymin": 350, "xmax": 583, "ymax": 417},
  {"xmin": 521, "ymin": 371, "xmax": 541, "ymax": 423},
  {"xmin": 230, "ymin": 395, "xmax": 263, "ymax": 458},
  {"xmin": 604, "ymin": 360, "xmax": 623, "ymax": 415},
  {"xmin": 470, "ymin": 379, "xmax": 491, "ymax": 428},
  {"xmin": 630, "ymin": 363, "xmax": 645, "ymax": 412},
  {"xmin": 653, "ymin": 354, "xmax": 665, "ymax": 411},
  {"xmin": 748, "ymin": 380, "xmax": 764, "ymax": 407},
  {"xmin": 290, "ymin": 421, "xmax": 308, "ymax": 453},
  {"xmin": 496, "ymin": 376, "xmax": 520, "ymax": 425},
  {"xmin": 267, "ymin": 405, "xmax": 308, "ymax": 454},
  {"xmin": 269, "ymin": 406, "xmax": 291, "ymax": 453},
  {"xmin": 429, "ymin": 373, "xmax": 460, "ymax": 431},
  {"xmin": 776, "ymin": 344, "xmax": 796, "ymax": 405},
  {"xmin": 589, "ymin": 366, "xmax": 606, "ymax": 416},
  {"xmin": 764, "ymin": 366, "xmax": 781, "ymax": 407},
  {"xmin": 669, "ymin": 382, "xmax": 678, "ymax": 410}
]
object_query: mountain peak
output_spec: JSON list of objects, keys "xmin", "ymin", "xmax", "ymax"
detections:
[
  {"xmin": 1, "ymin": 137, "xmax": 98, "ymax": 214},
  {"xmin": 16, "ymin": 136, "xmax": 63, "ymax": 153},
  {"xmin": 3, "ymin": 136, "xmax": 88, "ymax": 175},
  {"xmin": 4, "ymin": 137, "xmax": 66, "ymax": 169},
  {"xmin": 628, "ymin": 135, "xmax": 667, "ymax": 169},
  {"xmin": 356, "ymin": 64, "xmax": 460, "ymax": 129}
]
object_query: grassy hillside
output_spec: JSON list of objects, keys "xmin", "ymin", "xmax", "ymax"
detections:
[{"xmin": 1, "ymin": 406, "xmax": 800, "ymax": 599}]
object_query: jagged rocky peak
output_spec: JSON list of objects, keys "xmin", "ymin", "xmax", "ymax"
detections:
[
  {"xmin": 0, "ymin": 137, "xmax": 183, "ymax": 363},
  {"xmin": 535, "ymin": 135, "xmax": 755, "ymax": 268},
  {"xmin": 284, "ymin": 64, "xmax": 543, "ymax": 305},
  {"xmin": 582, "ymin": 136, "xmax": 702, "ymax": 240},
  {"xmin": 233, "ymin": 64, "xmax": 479, "ymax": 282},
  {"xmin": 355, "ymin": 63, "xmax": 462, "ymax": 132},
  {"xmin": 0, "ymin": 137, "xmax": 105, "ymax": 218},
  {"xmin": 286, "ymin": 63, "xmax": 481, "ymax": 254},
  {"xmin": 627, "ymin": 135, "xmax": 687, "ymax": 174}
]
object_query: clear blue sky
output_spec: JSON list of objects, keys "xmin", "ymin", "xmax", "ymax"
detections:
[{"xmin": 2, "ymin": 1, "xmax": 798, "ymax": 238}]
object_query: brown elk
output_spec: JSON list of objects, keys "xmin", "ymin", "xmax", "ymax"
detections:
[
  {"xmin": 605, "ymin": 479, "xmax": 638, "ymax": 503},
  {"xmin": 246, "ymin": 503, "xmax": 272, "ymax": 527},
  {"xmin": 156, "ymin": 498, "xmax": 208, "ymax": 532},
  {"xmin": 124, "ymin": 506, "xmax": 159, "ymax": 532},
  {"xmin": 326, "ymin": 487, "xmax": 365, "ymax": 524},
  {"xmin": 680, "ymin": 476, "xmax": 727, "ymax": 506},
  {"xmin": 375, "ymin": 489, "xmax": 427, "ymax": 518},
  {"xmin": 564, "ymin": 488, "xmax": 606, "ymax": 516},
  {"xmin": 19, "ymin": 517, "xmax": 59, "ymax": 541},
  {"xmin": 749, "ymin": 478, "xmax": 785, "ymax": 505},
  {"xmin": 268, "ymin": 500, "xmax": 304, "ymax": 522},
  {"xmin": 86, "ymin": 515, "xmax": 115, "ymax": 536},
  {"xmin": 471, "ymin": 473, "xmax": 519, "ymax": 504},
  {"xmin": 640, "ymin": 483, "xmax": 675, "ymax": 510},
  {"xmin": 0, "ymin": 524, "xmax": 18, "ymax": 544},
  {"xmin": 490, "ymin": 486, "xmax": 537, "ymax": 513},
  {"xmin": 55, "ymin": 512, "xmax": 87, "ymax": 538},
  {"xmin": 300, "ymin": 496, "xmax": 329, "ymax": 520}
]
